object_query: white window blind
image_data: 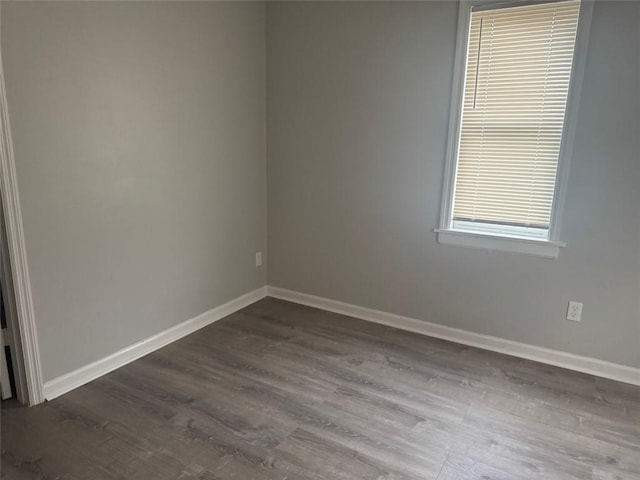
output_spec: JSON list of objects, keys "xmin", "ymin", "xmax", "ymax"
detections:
[{"xmin": 452, "ymin": 0, "xmax": 581, "ymax": 233}]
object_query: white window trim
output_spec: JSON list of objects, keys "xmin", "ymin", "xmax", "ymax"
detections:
[{"xmin": 436, "ymin": 0, "xmax": 594, "ymax": 259}]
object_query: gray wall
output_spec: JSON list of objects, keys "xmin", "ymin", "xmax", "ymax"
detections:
[
  {"xmin": 267, "ymin": 1, "xmax": 640, "ymax": 367},
  {"xmin": 2, "ymin": 1, "xmax": 266, "ymax": 381}
]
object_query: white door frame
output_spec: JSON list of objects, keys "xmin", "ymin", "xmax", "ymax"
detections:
[{"xmin": 0, "ymin": 48, "xmax": 44, "ymax": 405}]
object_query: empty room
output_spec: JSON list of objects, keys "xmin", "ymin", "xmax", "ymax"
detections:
[{"xmin": 1, "ymin": 0, "xmax": 639, "ymax": 478}]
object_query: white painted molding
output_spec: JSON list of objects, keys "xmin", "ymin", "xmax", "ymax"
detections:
[
  {"xmin": 43, "ymin": 287, "xmax": 267, "ymax": 401},
  {"xmin": 436, "ymin": 228, "xmax": 563, "ymax": 259},
  {"xmin": 0, "ymin": 52, "xmax": 45, "ymax": 405},
  {"xmin": 266, "ymin": 286, "xmax": 640, "ymax": 387},
  {"xmin": 548, "ymin": 0, "xmax": 594, "ymax": 241}
]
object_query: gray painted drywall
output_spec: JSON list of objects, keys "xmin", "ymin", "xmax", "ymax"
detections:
[
  {"xmin": 2, "ymin": 1, "xmax": 266, "ymax": 381},
  {"xmin": 267, "ymin": 1, "xmax": 640, "ymax": 367}
]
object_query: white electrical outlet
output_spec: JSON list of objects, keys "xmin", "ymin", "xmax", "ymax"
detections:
[
  {"xmin": 567, "ymin": 301, "xmax": 583, "ymax": 322},
  {"xmin": 255, "ymin": 251, "xmax": 262, "ymax": 267}
]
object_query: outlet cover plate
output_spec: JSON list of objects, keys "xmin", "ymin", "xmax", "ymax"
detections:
[{"xmin": 567, "ymin": 301, "xmax": 583, "ymax": 322}]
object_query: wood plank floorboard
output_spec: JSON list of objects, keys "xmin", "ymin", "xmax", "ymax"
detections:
[{"xmin": 2, "ymin": 298, "xmax": 639, "ymax": 479}]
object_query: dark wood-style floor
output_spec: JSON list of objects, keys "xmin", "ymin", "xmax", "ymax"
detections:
[{"xmin": 2, "ymin": 298, "xmax": 640, "ymax": 480}]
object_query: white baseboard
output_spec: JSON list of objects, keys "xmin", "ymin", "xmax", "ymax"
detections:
[
  {"xmin": 43, "ymin": 287, "xmax": 267, "ymax": 401},
  {"xmin": 266, "ymin": 286, "xmax": 640, "ymax": 387},
  {"xmin": 43, "ymin": 284, "xmax": 639, "ymax": 401}
]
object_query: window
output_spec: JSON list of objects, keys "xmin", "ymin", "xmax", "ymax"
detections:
[{"xmin": 437, "ymin": 0, "xmax": 593, "ymax": 258}]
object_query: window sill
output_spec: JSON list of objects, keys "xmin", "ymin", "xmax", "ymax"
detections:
[{"xmin": 435, "ymin": 228, "xmax": 565, "ymax": 259}]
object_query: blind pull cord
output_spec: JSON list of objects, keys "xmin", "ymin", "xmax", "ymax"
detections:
[{"xmin": 473, "ymin": 16, "xmax": 483, "ymax": 109}]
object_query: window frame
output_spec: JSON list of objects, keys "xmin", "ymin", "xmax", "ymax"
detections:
[{"xmin": 436, "ymin": 0, "xmax": 594, "ymax": 259}]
